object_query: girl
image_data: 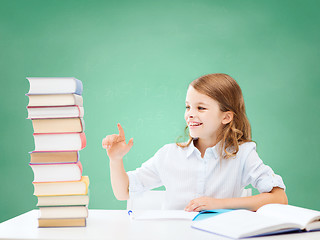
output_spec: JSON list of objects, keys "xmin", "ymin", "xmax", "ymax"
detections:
[{"xmin": 102, "ymin": 73, "xmax": 288, "ymax": 212}]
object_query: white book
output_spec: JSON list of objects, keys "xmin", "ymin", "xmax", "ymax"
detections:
[
  {"xmin": 30, "ymin": 161, "xmax": 82, "ymax": 182},
  {"xmin": 33, "ymin": 132, "xmax": 86, "ymax": 151},
  {"xmin": 191, "ymin": 204, "xmax": 320, "ymax": 239},
  {"xmin": 27, "ymin": 105, "xmax": 84, "ymax": 119},
  {"xmin": 27, "ymin": 77, "xmax": 83, "ymax": 95}
]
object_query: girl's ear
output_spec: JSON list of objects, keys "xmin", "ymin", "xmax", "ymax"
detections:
[{"xmin": 222, "ymin": 111, "xmax": 234, "ymax": 125}]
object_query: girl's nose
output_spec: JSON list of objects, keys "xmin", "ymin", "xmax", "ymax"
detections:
[{"xmin": 186, "ymin": 112, "xmax": 194, "ymax": 120}]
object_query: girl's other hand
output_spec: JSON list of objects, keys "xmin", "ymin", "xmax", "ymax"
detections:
[
  {"xmin": 102, "ymin": 123, "xmax": 133, "ymax": 161},
  {"xmin": 184, "ymin": 197, "xmax": 223, "ymax": 212}
]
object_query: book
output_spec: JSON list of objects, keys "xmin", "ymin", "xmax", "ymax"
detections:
[
  {"xmin": 37, "ymin": 194, "xmax": 89, "ymax": 207},
  {"xmin": 38, "ymin": 218, "xmax": 86, "ymax": 227},
  {"xmin": 191, "ymin": 204, "xmax": 320, "ymax": 239},
  {"xmin": 27, "ymin": 105, "xmax": 84, "ymax": 119},
  {"xmin": 27, "ymin": 77, "xmax": 83, "ymax": 95},
  {"xmin": 27, "ymin": 94, "xmax": 83, "ymax": 107},
  {"xmin": 193, "ymin": 209, "xmax": 234, "ymax": 221},
  {"xmin": 33, "ymin": 176, "xmax": 89, "ymax": 196},
  {"xmin": 30, "ymin": 161, "xmax": 83, "ymax": 182},
  {"xmin": 30, "ymin": 151, "xmax": 79, "ymax": 164},
  {"xmin": 33, "ymin": 132, "xmax": 86, "ymax": 151},
  {"xmin": 31, "ymin": 118, "xmax": 84, "ymax": 133},
  {"xmin": 39, "ymin": 206, "xmax": 88, "ymax": 219}
]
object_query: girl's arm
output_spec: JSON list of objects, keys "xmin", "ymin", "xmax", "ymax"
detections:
[
  {"xmin": 109, "ymin": 158, "xmax": 130, "ymax": 200},
  {"xmin": 102, "ymin": 123, "xmax": 133, "ymax": 201},
  {"xmin": 185, "ymin": 187, "xmax": 288, "ymax": 212}
]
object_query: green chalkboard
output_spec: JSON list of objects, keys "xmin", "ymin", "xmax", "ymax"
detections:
[{"xmin": 1, "ymin": 0, "xmax": 319, "ymax": 223}]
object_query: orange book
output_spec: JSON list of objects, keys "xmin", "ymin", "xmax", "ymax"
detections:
[
  {"xmin": 30, "ymin": 151, "xmax": 79, "ymax": 164},
  {"xmin": 38, "ymin": 218, "xmax": 86, "ymax": 227}
]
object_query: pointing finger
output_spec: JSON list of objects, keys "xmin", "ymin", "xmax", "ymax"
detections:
[{"xmin": 117, "ymin": 123, "xmax": 125, "ymax": 139}]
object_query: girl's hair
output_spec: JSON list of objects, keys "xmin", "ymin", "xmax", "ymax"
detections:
[{"xmin": 176, "ymin": 73, "xmax": 252, "ymax": 159}]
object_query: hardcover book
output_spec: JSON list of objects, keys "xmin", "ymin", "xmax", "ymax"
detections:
[
  {"xmin": 33, "ymin": 176, "xmax": 89, "ymax": 196},
  {"xmin": 37, "ymin": 194, "xmax": 89, "ymax": 207},
  {"xmin": 31, "ymin": 118, "xmax": 84, "ymax": 133},
  {"xmin": 30, "ymin": 151, "xmax": 79, "ymax": 164},
  {"xmin": 27, "ymin": 105, "xmax": 84, "ymax": 119},
  {"xmin": 38, "ymin": 218, "xmax": 86, "ymax": 227},
  {"xmin": 27, "ymin": 77, "xmax": 83, "ymax": 95},
  {"xmin": 33, "ymin": 132, "xmax": 86, "ymax": 151},
  {"xmin": 30, "ymin": 161, "xmax": 83, "ymax": 182},
  {"xmin": 27, "ymin": 94, "xmax": 83, "ymax": 107}
]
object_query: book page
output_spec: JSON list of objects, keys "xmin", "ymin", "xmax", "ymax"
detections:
[
  {"xmin": 257, "ymin": 204, "xmax": 320, "ymax": 228},
  {"xmin": 132, "ymin": 210, "xmax": 198, "ymax": 221}
]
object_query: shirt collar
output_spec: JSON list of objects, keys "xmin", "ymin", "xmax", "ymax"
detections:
[{"xmin": 186, "ymin": 139, "xmax": 219, "ymax": 159}]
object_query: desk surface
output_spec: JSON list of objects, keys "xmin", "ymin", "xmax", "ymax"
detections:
[{"xmin": 1, "ymin": 210, "xmax": 320, "ymax": 240}]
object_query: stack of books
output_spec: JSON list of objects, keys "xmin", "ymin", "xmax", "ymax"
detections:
[{"xmin": 26, "ymin": 77, "xmax": 89, "ymax": 227}]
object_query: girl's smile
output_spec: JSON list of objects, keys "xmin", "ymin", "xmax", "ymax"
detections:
[{"xmin": 188, "ymin": 121, "xmax": 203, "ymax": 128}]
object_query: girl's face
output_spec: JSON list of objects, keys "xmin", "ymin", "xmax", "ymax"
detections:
[{"xmin": 185, "ymin": 85, "xmax": 228, "ymax": 143}]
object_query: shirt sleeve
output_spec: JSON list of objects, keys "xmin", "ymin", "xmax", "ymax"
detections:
[
  {"xmin": 126, "ymin": 145, "xmax": 166, "ymax": 198},
  {"xmin": 241, "ymin": 144, "xmax": 286, "ymax": 193}
]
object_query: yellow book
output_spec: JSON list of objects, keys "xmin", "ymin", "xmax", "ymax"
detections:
[{"xmin": 33, "ymin": 176, "xmax": 89, "ymax": 196}]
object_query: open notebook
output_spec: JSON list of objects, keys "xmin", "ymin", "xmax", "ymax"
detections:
[{"xmin": 192, "ymin": 204, "xmax": 320, "ymax": 239}]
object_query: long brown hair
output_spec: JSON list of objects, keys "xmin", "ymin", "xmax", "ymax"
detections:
[{"xmin": 176, "ymin": 73, "xmax": 252, "ymax": 159}]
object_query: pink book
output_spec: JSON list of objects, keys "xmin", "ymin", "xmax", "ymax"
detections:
[{"xmin": 33, "ymin": 132, "xmax": 86, "ymax": 151}]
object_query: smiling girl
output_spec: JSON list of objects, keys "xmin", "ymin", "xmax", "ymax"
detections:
[{"xmin": 102, "ymin": 73, "xmax": 287, "ymax": 212}]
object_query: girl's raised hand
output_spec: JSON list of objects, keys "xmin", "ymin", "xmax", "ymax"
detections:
[{"xmin": 102, "ymin": 123, "xmax": 133, "ymax": 161}]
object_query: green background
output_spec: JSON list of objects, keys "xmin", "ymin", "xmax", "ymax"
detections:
[{"xmin": 1, "ymin": 0, "xmax": 319, "ymax": 223}]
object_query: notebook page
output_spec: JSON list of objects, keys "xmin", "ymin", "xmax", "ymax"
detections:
[
  {"xmin": 257, "ymin": 204, "xmax": 320, "ymax": 228},
  {"xmin": 191, "ymin": 209, "xmax": 299, "ymax": 239}
]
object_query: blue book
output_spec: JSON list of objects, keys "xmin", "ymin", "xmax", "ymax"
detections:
[
  {"xmin": 193, "ymin": 209, "xmax": 234, "ymax": 221},
  {"xmin": 26, "ymin": 77, "xmax": 83, "ymax": 95}
]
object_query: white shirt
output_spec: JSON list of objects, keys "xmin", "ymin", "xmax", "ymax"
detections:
[{"xmin": 127, "ymin": 141, "xmax": 285, "ymax": 210}]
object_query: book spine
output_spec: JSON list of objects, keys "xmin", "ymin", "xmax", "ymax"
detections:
[
  {"xmin": 80, "ymin": 132, "xmax": 86, "ymax": 149},
  {"xmin": 74, "ymin": 78, "xmax": 83, "ymax": 95},
  {"xmin": 77, "ymin": 160, "xmax": 83, "ymax": 175}
]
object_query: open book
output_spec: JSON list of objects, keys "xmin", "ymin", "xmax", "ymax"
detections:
[{"xmin": 192, "ymin": 204, "xmax": 320, "ymax": 239}]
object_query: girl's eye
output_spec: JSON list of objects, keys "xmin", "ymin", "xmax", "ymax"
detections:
[
  {"xmin": 185, "ymin": 106, "xmax": 190, "ymax": 109},
  {"xmin": 198, "ymin": 107, "xmax": 206, "ymax": 110}
]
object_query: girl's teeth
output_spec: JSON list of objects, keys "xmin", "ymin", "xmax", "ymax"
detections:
[{"xmin": 190, "ymin": 123, "xmax": 202, "ymax": 126}]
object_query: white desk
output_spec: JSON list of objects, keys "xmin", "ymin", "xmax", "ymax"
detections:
[{"xmin": 1, "ymin": 210, "xmax": 320, "ymax": 240}]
